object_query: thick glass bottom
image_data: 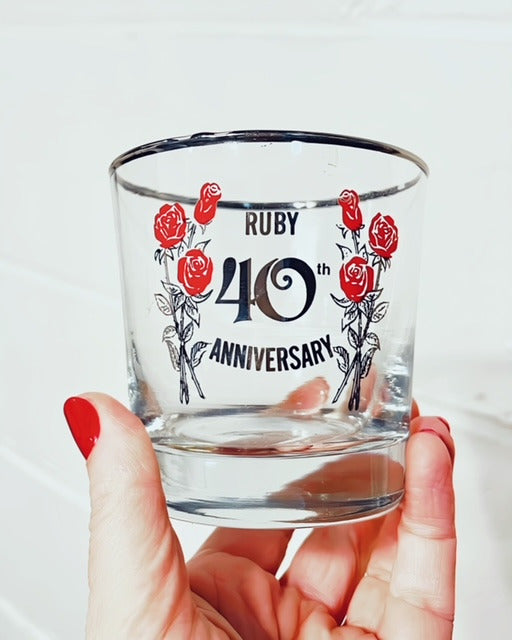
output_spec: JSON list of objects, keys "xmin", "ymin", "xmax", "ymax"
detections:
[{"xmin": 155, "ymin": 430, "xmax": 407, "ymax": 528}]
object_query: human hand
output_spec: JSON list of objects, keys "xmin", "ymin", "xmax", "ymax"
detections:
[{"xmin": 64, "ymin": 394, "xmax": 455, "ymax": 639}]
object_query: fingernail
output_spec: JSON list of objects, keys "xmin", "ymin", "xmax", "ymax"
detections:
[
  {"xmin": 419, "ymin": 428, "xmax": 442, "ymax": 438},
  {"xmin": 419, "ymin": 427, "xmax": 455, "ymax": 463},
  {"xmin": 63, "ymin": 397, "xmax": 100, "ymax": 459},
  {"xmin": 436, "ymin": 417, "xmax": 451, "ymax": 433}
]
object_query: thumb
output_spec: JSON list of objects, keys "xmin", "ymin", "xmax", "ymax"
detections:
[{"xmin": 64, "ymin": 393, "xmax": 194, "ymax": 639}]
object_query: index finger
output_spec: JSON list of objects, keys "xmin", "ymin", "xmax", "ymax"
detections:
[
  {"xmin": 347, "ymin": 417, "xmax": 456, "ymax": 635},
  {"xmin": 391, "ymin": 418, "xmax": 457, "ymax": 617}
]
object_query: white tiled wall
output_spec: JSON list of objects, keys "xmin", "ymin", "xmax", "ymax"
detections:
[{"xmin": 1, "ymin": 2, "xmax": 511, "ymax": 638}]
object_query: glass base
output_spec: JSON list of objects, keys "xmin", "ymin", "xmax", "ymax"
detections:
[{"xmin": 155, "ymin": 430, "xmax": 407, "ymax": 528}]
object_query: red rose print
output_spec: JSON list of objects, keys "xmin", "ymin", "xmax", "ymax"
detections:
[
  {"xmin": 177, "ymin": 248, "xmax": 213, "ymax": 296},
  {"xmin": 153, "ymin": 184, "xmax": 220, "ymax": 404},
  {"xmin": 194, "ymin": 182, "xmax": 222, "ymax": 226},
  {"xmin": 154, "ymin": 203, "xmax": 187, "ymax": 249},
  {"xmin": 332, "ymin": 192, "xmax": 399, "ymax": 410},
  {"xmin": 338, "ymin": 189, "xmax": 363, "ymax": 232},
  {"xmin": 200, "ymin": 182, "xmax": 222, "ymax": 202},
  {"xmin": 368, "ymin": 213, "xmax": 399, "ymax": 258},
  {"xmin": 340, "ymin": 256, "xmax": 375, "ymax": 303}
]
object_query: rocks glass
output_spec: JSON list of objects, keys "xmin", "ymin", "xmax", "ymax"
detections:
[{"xmin": 110, "ymin": 130, "xmax": 427, "ymax": 528}]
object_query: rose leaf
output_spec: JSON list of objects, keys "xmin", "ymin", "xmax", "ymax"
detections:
[
  {"xmin": 162, "ymin": 325, "xmax": 177, "ymax": 341},
  {"xmin": 185, "ymin": 298, "xmax": 200, "ymax": 326},
  {"xmin": 331, "ymin": 293, "xmax": 352, "ymax": 308},
  {"xmin": 162, "ymin": 281, "xmax": 181, "ymax": 296},
  {"xmin": 371, "ymin": 301, "xmax": 389, "ymax": 323},
  {"xmin": 191, "ymin": 341, "xmax": 209, "ymax": 367},
  {"xmin": 335, "ymin": 243, "xmax": 352, "ymax": 259},
  {"xmin": 154, "ymin": 293, "xmax": 173, "ymax": 316},
  {"xmin": 182, "ymin": 322, "xmax": 194, "ymax": 343},
  {"xmin": 166, "ymin": 341, "xmax": 180, "ymax": 371},
  {"xmin": 333, "ymin": 345, "xmax": 350, "ymax": 373},
  {"xmin": 194, "ymin": 289, "xmax": 213, "ymax": 303},
  {"xmin": 365, "ymin": 332, "xmax": 381, "ymax": 350},
  {"xmin": 195, "ymin": 239, "xmax": 211, "ymax": 252},
  {"xmin": 360, "ymin": 299, "xmax": 372, "ymax": 318},
  {"xmin": 348, "ymin": 327, "xmax": 360, "ymax": 350},
  {"xmin": 174, "ymin": 292, "xmax": 185, "ymax": 311},
  {"xmin": 360, "ymin": 348, "xmax": 376, "ymax": 378},
  {"xmin": 366, "ymin": 289, "xmax": 383, "ymax": 302}
]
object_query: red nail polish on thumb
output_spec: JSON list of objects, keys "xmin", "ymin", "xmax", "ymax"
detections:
[
  {"xmin": 419, "ymin": 428, "xmax": 442, "ymax": 439},
  {"xmin": 436, "ymin": 416, "xmax": 451, "ymax": 433},
  {"xmin": 63, "ymin": 397, "xmax": 100, "ymax": 460}
]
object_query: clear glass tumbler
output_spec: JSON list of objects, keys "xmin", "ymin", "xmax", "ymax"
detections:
[{"xmin": 110, "ymin": 130, "xmax": 428, "ymax": 528}]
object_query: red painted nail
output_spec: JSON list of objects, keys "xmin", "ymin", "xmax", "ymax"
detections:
[
  {"xmin": 63, "ymin": 397, "xmax": 100, "ymax": 460},
  {"xmin": 436, "ymin": 416, "xmax": 451, "ymax": 433},
  {"xmin": 419, "ymin": 428, "xmax": 442, "ymax": 438},
  {"xmin": 419, "ymin": 427, "xmax": 455, "ymax": 463}
]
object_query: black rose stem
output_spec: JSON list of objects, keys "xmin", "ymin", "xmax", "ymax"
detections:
[
  {"xmin": 181, "ymin": 292, "xmax": 205, "ymax": 400},
  {"xmin": 162, "ymin": 251, "xmax": 190, "ymax": 403},
  {"xmin": 349, "ymin": 259, "xmax": 387, "ymax": 410},
  {"xmin": 348, "ymin": 225, "xmax": 363, "ymax": 410},
  {"xmin": 174, "ymin": 249, "xmax": 207, "ymax": 402},
  {"xmin": 332, "ymin": 261, "xmax": 383, "ymax": 407},
  {"xmin": 332, "ymin": 358, "xmax": 356, "ymax": 404},
  {"xmin": 182, "ymin": 220, "xmax": 203, "ymax": 402},
  {"xmin": 351, "ymin": 229, "xmax": 360, "ymax": 254},
  {"xmin": 178, "ymin": 298, "xmax": 189, "ymax": 404},
  {"xmin": 331, "ymin": 192, "xmax": 398, "ymax": 410},
  {"xmin": 350, "ymin": 307, "xmax": 363, "ymax": 410},
  {"xmin": 176, "ymin": 249, "xmax": 214, "ymax": 402},
  {"xmin": 187, "ymin": 220, "xmax": 196, "ymax": 249},
  {"xmin": 154, "ymin": 185, "xmax": 220, "ymax": 404}
]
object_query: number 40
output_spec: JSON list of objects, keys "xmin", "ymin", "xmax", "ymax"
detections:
[{"xmin": 215, "ymin": 257, "xmax": 317, "ymax": 323}]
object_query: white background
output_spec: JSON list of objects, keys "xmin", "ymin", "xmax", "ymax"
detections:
[{"xmin": 1, "ymin": 1, "xmax": 512, "ymax": 638}]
